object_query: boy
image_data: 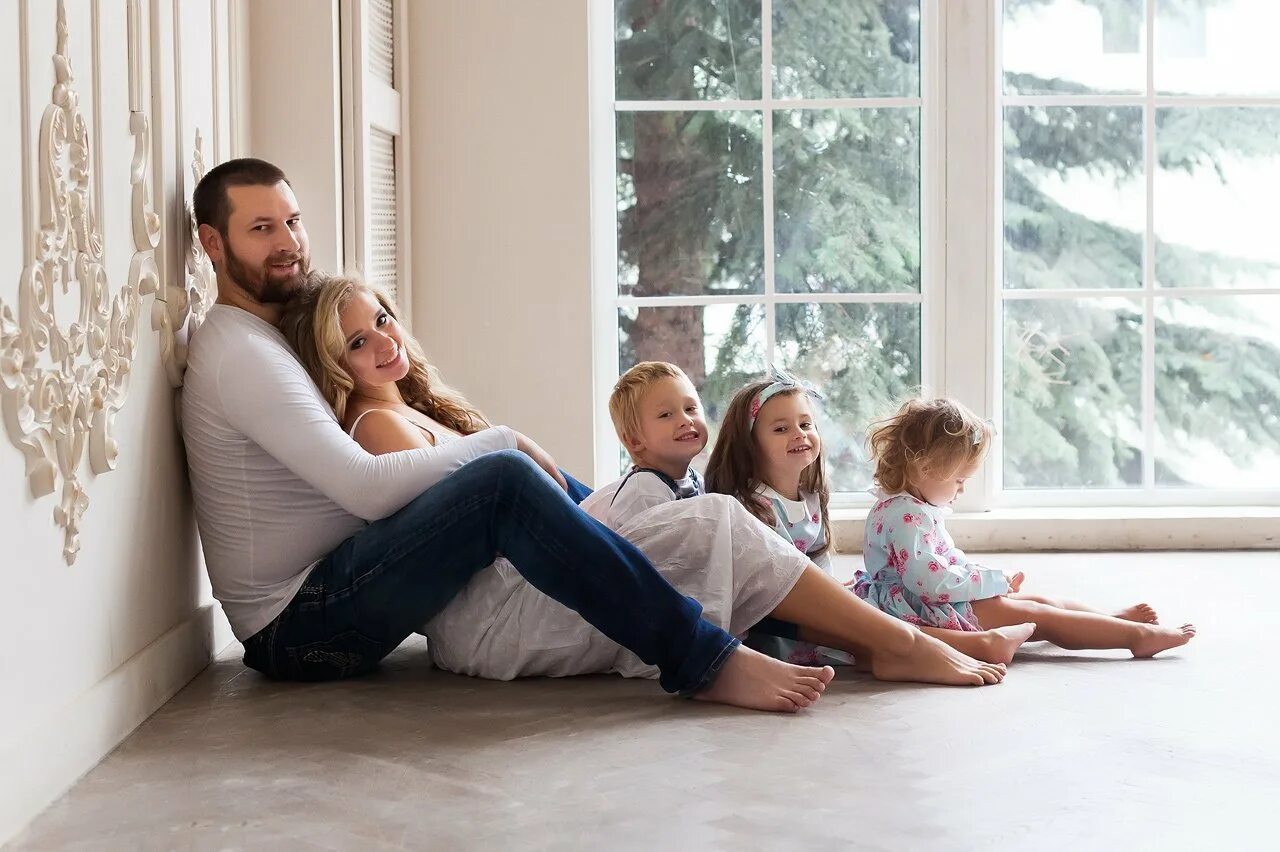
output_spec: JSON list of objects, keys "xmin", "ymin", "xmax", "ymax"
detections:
[{"xmin": 581, "ymin": 362, "xmax": 708, "ymax": 530}]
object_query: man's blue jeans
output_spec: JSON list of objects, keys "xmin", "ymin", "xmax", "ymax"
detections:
[{"xmin": 242, "ymin": 450, "xmax": 740, "ymax": 694}]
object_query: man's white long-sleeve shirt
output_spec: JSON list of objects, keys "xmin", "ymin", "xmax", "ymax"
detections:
[{"xmin": 180, "ymin": 305, "xmax": 516, "ymax": 640}]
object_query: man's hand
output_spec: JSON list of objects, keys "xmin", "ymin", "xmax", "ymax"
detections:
[{"xmin": 512, "ymin": 431, "xmax": 570, "ymax": 492}]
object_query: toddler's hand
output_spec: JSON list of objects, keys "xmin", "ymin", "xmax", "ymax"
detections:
[{"xmin": 1005, "ymin": 571, "xmax": 1025, "ymax": 593}]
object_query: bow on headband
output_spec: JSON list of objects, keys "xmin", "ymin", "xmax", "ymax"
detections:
[{"xmin": 748, "ymin": 366, "xmax": 824, "ymax": 429}]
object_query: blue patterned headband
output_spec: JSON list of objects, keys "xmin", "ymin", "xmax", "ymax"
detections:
[{"xmin": 748, "ymin": 366, "xmax": 824, "ymax": 430}]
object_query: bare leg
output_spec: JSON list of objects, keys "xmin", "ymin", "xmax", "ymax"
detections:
[
  {"xmin": 971, "ymin": 597, "xmax": 1195, "ymax": 658},
  {"xmin": 795, "ymin": 622, "xmax": 1034, "ymax": 666},
  {"xmin": 767, "ymin": 565, "xmax": 1007, "ymax": 685},
  {"xmin": 1010, "ymin": 592, "xmax": 1158, "ymax": 624}
]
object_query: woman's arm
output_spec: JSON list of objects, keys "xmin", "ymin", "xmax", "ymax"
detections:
[{"xmin": 354, "ymin": 409, "xmax": 569, "ymax": 491}]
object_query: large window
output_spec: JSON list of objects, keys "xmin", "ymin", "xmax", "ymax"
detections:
[
  {"xmin": 593, "ymin": 0, "xmax": 1280, "ymax": 508},
  {"xmin": 1000, "ymin": 0, "xmax": 1280, "ymax": 504}
]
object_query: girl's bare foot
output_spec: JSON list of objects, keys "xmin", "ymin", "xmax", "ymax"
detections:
[
  {"xmin": 693, "ymin": 646, "xmax": 836, "ymax": 712},
  {"xmin": 975, "ymin": 623, "xmax": 1037, "ymax": 664},
  {"xmin": 871, "ymin": 632, "xmax": 1006, "ymax": 686},
  {"xmin": 1130, "ymin": 623, "xmax": 1196, "ymax": 658},
  {"xmin": 1115, "ymin": 603, "xmax": 1159, "ymax": 624}
]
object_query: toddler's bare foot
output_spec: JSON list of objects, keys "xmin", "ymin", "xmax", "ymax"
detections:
[
  {"xmin": 1115, "ymin": 603, "xmax": 1159, "ymax": 624},
  {"xmin": 976, "ymin": 623, "xmax": 1037, "ymax": 664},
  {"xmin": 1130, "ymin": 623, "xmax": 1196, "ymax": 658},
  {"xmin": 694, "ymin": 646, "xmax": 835, "ymax": 712},
  {"xmin": 871, "ymin": 632, "xmax": 1006, "ymax": 686}
]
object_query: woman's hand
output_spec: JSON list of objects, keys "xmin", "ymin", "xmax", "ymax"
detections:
[{"xmin": 512, "ymin": 431, "xmax": 570, "ymax": 492}]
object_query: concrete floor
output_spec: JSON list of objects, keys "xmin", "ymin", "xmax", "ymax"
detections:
[{"xmin": 9, "ymin": 552, "xmax": 1278, "ymax": 851}]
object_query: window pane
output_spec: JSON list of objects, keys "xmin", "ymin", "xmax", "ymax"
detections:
[
  {"xmin": 1003, "ymin": 298, "xmax": 1143, "ymax": 488},
  {"xmin": 619, "ymin": 304, "xmax": 767, "ymax": 473},
  {"xmin": 1155, "ymin": 296, "xmax": 1280, "ymax": 487},
  {"xmin": 1156, "ymin": 0, "xmax": 1280, "ymax": 96},
  {"xmin": 1156, "ymin": 108, "xmax": 1280, "ymax": 289},
  {"xmin": 615, "ymin": 0, "xmax": 762, "ymax": 101},
  {"xmin": 775, "ymin": 302, "xmax": 921, "ymax": 492},
  {"xmin": 617, "ymin": 111, "xmax": 764, "ymax": 297},
  {"xmin": 1003, "ymin": 0, "xmax": 1146, "ymax": 95},
  {"xmin": 774, "ymin": 108, "xmax": 920, "ymax": 294},
  {"xmin": 1004, "ymin": 106, "xmax": 1144, "ymax": 290},
  {"xmin": 772, "ymin": 0, "xmax": 919, "ymax": 99}
]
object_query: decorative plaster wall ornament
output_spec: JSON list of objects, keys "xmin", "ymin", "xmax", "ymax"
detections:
[
  {"xmin": 0, "ymin": 0, "xmax": 159, "ymax": 564},
  {"xmin": 153, "ymin": 128, "xmax": 212, "ymax": 387}
]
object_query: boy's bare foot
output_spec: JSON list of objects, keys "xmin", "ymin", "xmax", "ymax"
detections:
[
  {"xmin": 1115, "ymin": 603, "xmax": 1159, "ymax": 624},
  {"xmin": 976, "ymin": 622, "xmax": 1037, "ymax": 664},
  {"xmin": 693, "ymin": 646, "xmax": 836, "ymax": 712},
  {"xmin": 1130, "ymin": 623, "xmax": 1196, "ymax": 658},
  {"xmin": 871, "ymin": 632, "xmax": 1006, "ymax": 686}
]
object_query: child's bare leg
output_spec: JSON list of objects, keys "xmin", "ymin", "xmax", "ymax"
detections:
[
  {"xmin": 970, "ymin": 597, "xmax": 1194, "ymax": 658},
  {"xmin": 1009, "ymin": 593, "xmax": 1158, "ymax": 624},
  {"xmin": 918, "ymin": 624, "xmax": 1037, "ymax": 665},
  {"xmin": 767, "ymin": 565, "xmax": 1006, "ymax": 685}
]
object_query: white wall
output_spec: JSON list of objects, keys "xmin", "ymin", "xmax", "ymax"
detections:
[
  {"xmin": 246, "ymin": 0, "xmax": 346, "ymax": 273},
  {"xmin": 0, "ymin": 0, "xmax": 236, "ymax": 843},
  {"xmin": 407, "ymin": 0, "xmax": 597, "ymax": 477}
]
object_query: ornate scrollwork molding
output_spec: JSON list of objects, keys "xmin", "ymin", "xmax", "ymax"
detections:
[
  {"xmin": 0, "ymin": 0, "xmax": 158, "ymax": 564},
  {"xmin": 153, "ymin": 128, "xmax": 213, "ymax": 387}
]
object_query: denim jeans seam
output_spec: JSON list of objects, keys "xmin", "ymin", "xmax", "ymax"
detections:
[{"xmin": 681, "ymin": 635, "xmax": 741, "ymax": 697}]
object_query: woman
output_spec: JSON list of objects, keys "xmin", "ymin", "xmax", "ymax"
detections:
[{"xmin": 278, "ymin": 274, "xmax": 1009, "ymax": 695}]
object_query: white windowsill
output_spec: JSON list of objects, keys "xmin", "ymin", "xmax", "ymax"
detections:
[{"xmin": 830, "ymin": 506, "xmax": 1280, "ymax": 551}]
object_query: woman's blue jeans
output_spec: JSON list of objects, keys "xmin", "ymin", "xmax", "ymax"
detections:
[{"xmin": 241, "ymin": 450, "xmax": 740, "ymax": 694}]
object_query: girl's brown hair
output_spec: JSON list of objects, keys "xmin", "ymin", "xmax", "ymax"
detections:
[
  {"xmin": 279, "ymin": 272, "xmax": 490, "ymax": 434},
  {"xmin": 705, "ymin": 380, "xmax": 833, "ymax": 558},
  {"xmin": 867, "ymin": 397, "xmax": 992, "ymax": 494}
]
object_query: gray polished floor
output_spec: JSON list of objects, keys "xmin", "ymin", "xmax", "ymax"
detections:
[{"xmin": 10, "ymin": 552, "xmax": 1276, "ymax": 851}]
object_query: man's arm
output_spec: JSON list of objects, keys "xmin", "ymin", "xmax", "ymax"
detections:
[{"xmin": 215, "ymin": 340, "xmax": 515, "ymax": 521}]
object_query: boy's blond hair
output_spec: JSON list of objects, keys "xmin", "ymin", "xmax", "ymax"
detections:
[{"xmin": 609, "ymin": 361, "xmax": 691, "ymax": 453}]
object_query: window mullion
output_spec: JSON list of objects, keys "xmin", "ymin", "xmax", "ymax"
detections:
[{"xmin": 943, "ymin": 0, "xmax": 997, "ymax": 511}]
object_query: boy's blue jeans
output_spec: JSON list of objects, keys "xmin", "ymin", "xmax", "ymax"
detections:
[{"xmin": 242, "ymin": 450, "xmax": 740, "ymax": 694}]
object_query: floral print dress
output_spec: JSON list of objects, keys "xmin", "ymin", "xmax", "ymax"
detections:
[{"xmin": 853, "ymin": 492, "xmax": 1009, "ymax": 631}]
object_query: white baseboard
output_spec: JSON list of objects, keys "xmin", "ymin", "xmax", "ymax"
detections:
[{"xmin": 0, "ymin": 604, "xmax": 233, "ymax": 847}]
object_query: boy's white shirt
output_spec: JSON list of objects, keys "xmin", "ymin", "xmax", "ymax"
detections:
[{"xmin": 581, "ymin": 468, "xmax": 695, "ymax": 531}]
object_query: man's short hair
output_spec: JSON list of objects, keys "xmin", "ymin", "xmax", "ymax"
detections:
[
  {"xmin": 193, "ymin": 158, "xmax": 291, "ymax": 234},
  {"xmin": 608, "ymin": 361, "xmax": 692, "ymax": 450}
]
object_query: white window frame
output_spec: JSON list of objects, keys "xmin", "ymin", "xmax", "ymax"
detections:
[
  {"xmin": 591, "ymin": 0, "xmax": 1280, "ymax": 511},
  {"xmin": 340, "ymin": 0, "xmax": 412, "ymax": 323},
  {"xmin": 589, "ymin": 0, "xmax": 945, "ymax": 499}
]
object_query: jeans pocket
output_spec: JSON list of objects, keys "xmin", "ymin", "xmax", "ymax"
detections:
[{"xmin": 285, "ymin": 630, "xmax": 385, "ymax": 681}]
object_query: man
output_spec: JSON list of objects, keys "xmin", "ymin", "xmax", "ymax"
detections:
[{"xmin": 179, "ymin": 157, "xmax": 832, "ymax": 711}]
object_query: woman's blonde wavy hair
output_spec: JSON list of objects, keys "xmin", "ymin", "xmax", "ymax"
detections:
[
  {"xmin": 279, "ymin": 272, "xmax": 490, "ymax": 434},
  {"xmin": 705, "ymin": 380, "xmax": 833, "ymax": 559},
  {"xmin": 867, "ymin": 397, "xmax": 993, "ymax": 494}
]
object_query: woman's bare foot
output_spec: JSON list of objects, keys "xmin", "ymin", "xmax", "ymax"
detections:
[
  {"xmin": 693, "ymin": 646, "xmax": 836, "ymax": 712},
  {"xmin": 975, "ymin": 623, "xmax": 1037, "ymax": 664},
  {"xmin": 1115, "ymin": 603, "xmax": 1159, "ymax": 624},
  {"xmin": 1130, "ymin": 623, "xmax": 1196, "ymax": 658},
  {"xmin": 871, "ymin": 632, "xmax": 1006, "ymax": 686}
]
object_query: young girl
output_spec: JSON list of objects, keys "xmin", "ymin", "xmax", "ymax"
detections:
[
  {"xmin": 856, "ymin": 397, "xmax": 1196, "ymax": 658},
  {"xmin": 706, "ymin": 370, "xmax": 1037, "ymax": 666}
]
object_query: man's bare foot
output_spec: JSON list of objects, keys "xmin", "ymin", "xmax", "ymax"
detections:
[
  {"xmin": 871, "ymin": 632, "xmax": 1007, "ymax": 686},
  {"xmin": 693, "ymin": 646, "xmax": 836, "ymax": 712},
  {"xmin": 975, "ymin": 623, "xmax": 1037, "ymax": 664},
  {"xmin": 1130, "ymin": 623, "xmax": 1196, "ymax": 658},
  {"xmin": 1115, "ymin": 603, "xmax": 1159, "ymax": 624}
]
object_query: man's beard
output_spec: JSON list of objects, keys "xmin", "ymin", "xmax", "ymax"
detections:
[{"xmin": 221, "ymin": 238, "xmax": 310, "ymax": 305}]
